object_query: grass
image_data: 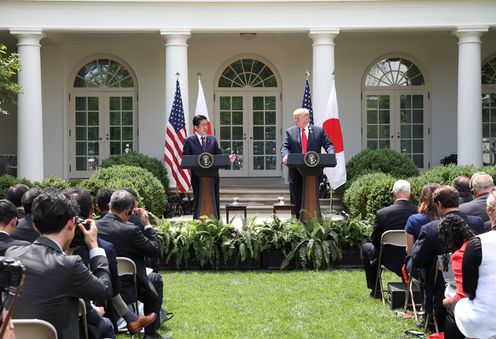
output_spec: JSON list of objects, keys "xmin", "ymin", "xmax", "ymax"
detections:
[{"xmin": 155, "ymin": 269, "xmax": 418, "ymax": 338}]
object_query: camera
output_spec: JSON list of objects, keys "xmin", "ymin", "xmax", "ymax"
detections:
[
  {"xmin": 70, "ymin": 216, "xmax": 91, "ymax": 248},
  {"xmin": 0, "ymin": 257, "xmax": 25, "ymax": 289}
]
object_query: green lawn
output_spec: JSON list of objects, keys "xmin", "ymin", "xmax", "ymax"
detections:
[{"xmin": 156, "ymin": 269, "xmax": 418, "ymax": 338}]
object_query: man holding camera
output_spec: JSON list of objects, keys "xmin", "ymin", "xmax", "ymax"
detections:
[
  {"xmin": 96, "ymin": 189, "xmax": 164, "ymax": 339},
  {"xmin": 6, "ymin": 189, "xmax": 113, "ymax": 338}
]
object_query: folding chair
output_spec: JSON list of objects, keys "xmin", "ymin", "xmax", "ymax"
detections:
[
  {"xmin": 12, "ymin": 319, "xmax": 58, "ymax": 339},
  {"xmin": 424, "ymin": 260, "xmax": 440, "ymax": 333},
  {"xmin": 373, "ymin": 230, "xmax": 407, "ymax": 304},
  {"xmin": 78, "ymin": 298, "xmax": 89, "ymax": 339},
  {"xmin": 116, "ymin": 257, "xmax": 140, "ymax": 337},
  {"xmin": 403, "ymin": 261, "xmax": 423, "ymax": 322}
]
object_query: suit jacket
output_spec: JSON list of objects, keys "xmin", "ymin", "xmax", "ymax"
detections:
[
  {"xmin": 95, "ymin": 213, "xmax": 161, "ymax": 287},
  {"xmin": 459, "ymin": 192, "xmax": 490, "ymax": 222},
  {"xmin": 280, "ymin": 125, "xmax": 334, "ymax": 183},
  {"xmin": 0, "ymin": 232, "xmax": 30, "ymax": 255},
  {"xmin": 11, "ymin": 214, "xmax": 40, "ymax": 243},
  {"xmin": 371, "ymin": 199, "xmax": 417, "ymax": 274},
  {"xmin": 183, "ymin": 134, "xmax": 223, "ymax": 181},
  {"xmin": 6, "ymin": 236, "xmax": 112, "ymax": 339},
  {"xmin": 412, "ymin": 210, "xmax": 485, "ymax": 312}
]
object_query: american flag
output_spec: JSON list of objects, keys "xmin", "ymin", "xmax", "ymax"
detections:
[
  {"xmin": 164, "ymin": 80, "xmax": 191, "ymax": 192},
  {"xmin": 301, "ymin": 79, "xmax": 314, "ymax": 125}
]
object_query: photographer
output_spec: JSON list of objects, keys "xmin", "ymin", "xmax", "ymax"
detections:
[
  {"xmin": 6, "ymin": 189, "xmax": 113, "ymax": 338},
  {"xmin": 0, "ymin": 200, "xmax": 30, "ymax": 255}
]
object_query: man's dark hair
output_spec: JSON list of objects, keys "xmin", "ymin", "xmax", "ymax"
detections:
[
  {"xmin": 192, "ymin": 115, "xmax": 207, "ymax": 127},
  {"xmin": 452, "ymin": 176, "xmax": 471, "ymax": 197},
  {"xmin": 96, "ymin": 188, "xmax": 115, "ymax": 212},
  {"xmin": 433, "ymin": 185, "xmax": 459, "ymax": 209},
  {"xmin": 6, "ymin": 184, "xmax": 29, "ymax": 207},
  {"xmin": 65, "ymin": 188, "xmax": 93, "ymax": 219},
  {"xmin": 21, "ymin": 188, "xmax": 42, "ymax": 214},
  {"xmin": 32, "ymin": 189, "xmax": 79, "ymax": 235},
  {"xmin": 0, "ymin": 199, "xmax": 17, "ymax": 226},
  {"xmin": 109, "ymin": 190, "xmax": 134, "ymax": 213},
  {"xmin": 439, "ymin": 214, "xmax": 475, "ymax": 254}
]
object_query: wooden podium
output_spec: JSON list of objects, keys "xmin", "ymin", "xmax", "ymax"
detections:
[
  {"xmin": 181, "ymin": 153, "xmax": 230, "ymax": 219},
  {"xmin": 287, "ymin": 152, "xmax": 336, "ymax": 221}
]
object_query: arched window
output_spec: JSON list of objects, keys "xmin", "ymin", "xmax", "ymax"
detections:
[
  {"xmin": 218, "ymin": 59, "xmax": 278, "ymax": 88},
  {"xmin": 365, "ymin": 57, "xmax": 424, "ymax": 87},
  {"xmin": 69, "ymin": 57, "xmax": 137, "ymax": 177},
  {"xmin": 74, "ymin": 59, "xmax": 134, "ymax": 88},
  {"xmin": 363, "ymin": 56, "xmax": 429, "ymax": 168},
  {"xmin": 482, "ymin": 56, "xmax": 496, "ymax": 165}
]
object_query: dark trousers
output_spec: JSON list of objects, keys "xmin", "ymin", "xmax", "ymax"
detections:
[
  {"xmin": 445, "ymin": 300, "xmax": 463, "ymax": 338},
  {"xmin": 289, "ymin": 181, "xmax": 302, "ymax": 219},
  {"xmin": 360, "ymin": 242, "xmax": 379, "ymax": 290},
  {"xmin": 139, "ymin": 272, "xmax": 164, "ymax": 335},
  {"xmin": 192, "ymin": 174, "xmax": 220, "ymax": 219}
]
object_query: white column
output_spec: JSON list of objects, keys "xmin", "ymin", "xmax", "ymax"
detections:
[
  {"xmin": 455, "ymin": 26, "xmax": 488, "ymax": 166},
  {"xmin": 160, "ymin": 30, "xmax": 191, "ymax": 129},
  {"xmin": 10, "ymin": 29, "xmax": 44, "ymax": 181},
  {"xmin": 309, "ymin": 29, "xmax": 339, "ymax": 120}
]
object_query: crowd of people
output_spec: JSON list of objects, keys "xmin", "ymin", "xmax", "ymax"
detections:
[
  {"xmin": 0, "ymin": 184, "xmax": 172, "ymax": 339},
  {"xmin": 361, "ymin": 173, "xmax": 496, "ymax": 337}
]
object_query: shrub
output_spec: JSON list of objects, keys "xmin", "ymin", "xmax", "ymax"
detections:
[
  {"xmin": 33, "ymin": 176, "xmax": 71, "ymax": 190},
  {"xmin": 345, "ymin": 148, "xmax": 418, "ymax": 188},
  {"xmin": 0, "ymin": 175, "xmax": 32, "ymax": 199},
  {"xmin": 101, "ymin": 152, "xmax": 169, "ymax": 196},
  {"xmin": 79, "ymin": 165, "xmax": 166, "ymax": 216},
  {"xmin": 343, "ymin": 172, "xmax": 396, "ymax": 220}
]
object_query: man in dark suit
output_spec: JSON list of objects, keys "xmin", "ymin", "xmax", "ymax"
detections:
[
  {"xmin": 459, "ymin": 172, "xmax": 494, "ymax": 222},
  {"xmin": 183, "ymin": 114, "xmax": 236, "ymax": 219},
  {"xmin": 360, "ymin": 179, "xmax": 417, "ymax": 297},
  {"xmin": 6, "ymin": 189, "xmax": 113, "ymax": 339},
  {"xmin": 96, "ymin": 189, "xmax": 164, "ymax": 339},
  {"xmin": 280, "ymin": 108, "xmax": 335, "ymax": 218},
  {"xmin": 0, "ymin": 199, "xmax": 30, "ymax": 255},
  {"xmin": 11, "ymin": 188, "xmax": 42, "ymax": 242},
  {"xmin": 6, "ymin": 183, "xmax": 29, "ymax": 219},
  {"xmin": 412, "ymin": 185, "xmax": 486, "ymax": 330}
]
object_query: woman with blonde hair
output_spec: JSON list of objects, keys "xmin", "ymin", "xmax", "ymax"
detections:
[{"xmin": 445, "ymin": 190, "xmax": 496, "ymax": 338}]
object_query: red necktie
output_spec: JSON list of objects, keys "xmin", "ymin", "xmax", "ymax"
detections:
[
  {"xmin": 201, "ymin": 136, "xmax": 206, "ymax": 151},
  {"xmin": 301, "ymin": 128, "xmax": 308, "ymax": 153}
]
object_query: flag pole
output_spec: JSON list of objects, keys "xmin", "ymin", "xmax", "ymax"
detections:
[{"xmin": 305, "ymin": 70, "xmax": 310, "ymax": 80}]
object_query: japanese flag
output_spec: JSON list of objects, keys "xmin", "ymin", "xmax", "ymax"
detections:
[{"xmin": 194, "ymin": 77, "xmax": 212, "ymax": 134}]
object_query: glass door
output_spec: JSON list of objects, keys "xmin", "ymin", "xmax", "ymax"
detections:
[{"xmin": 69, "ymin": 92, "xmax": 137, "ymax": 178}]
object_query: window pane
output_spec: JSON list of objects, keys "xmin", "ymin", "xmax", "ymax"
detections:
[
  {"xmin": 122, "ymin": 127, "xmax": 133, "ymax": 140},
  {"xmin": 483, "ymin": 123, "xmax": 490, "ymax": 138},
  {"xmin": 367, "ymin": 140, "xmax": 378, "ymax": 149},
  {"xmin": 367, "ymin": 110, "xmax": 377, "ymax": 124},
  {"xmin": 232, "ymin": 141, "xmax": 243, "ymax": 155},
  {"xmin": 220, "ymin": 112, "xmax": 231, "ymax": 125},
  {"xmin": 220, "ymin": 127, "xmax": 231, "ymax": 140},
  {"xmin": 367, "ymin": 125, "xmax": 378, "ymax": 139},
  {"xmin": 253, "ymin": 156, "xmax": 264, "ymax": 170},
  {"xmin": 88, "ymin": 127, "xmax": 99, "ymax": 141},
  {"xmin": 412, "ymin": 95, "xmax": 423, "ymax": 109},
  {"xmin": 76, "ymin": 127, "xmax": 86, "ymax": 141},
  {"xmin": 253, "ymin": 127, "xmax": 264, "ymax": 140},
  {"xmin": 88, "ymin": 97, "xmax": 99, "ymax": 110},
  {"xmin": 110, "ymin": 97, "xmax": 120, "ymax": 110},
  {"xmin": 413, "ymin": 140, "xmax": 424, "ymax": 153},
  {"xmin": 253, "ymin": 112, "xmax": 264, "ymax": 125},
  {"xmin": 379, "ymin": 96, "xmax": 390, "ymax": 109},
  {"xmin": 88, "ymin": 111, "xmax": 98, "ymax": 126},
  {"xmin": 232, "ymin": 97, "xmax": 243, "ymax": 110},
  {"xmin": 76, "ymin": 142, "xmax": 86, "ymax": 156},
  {"xmin": 413, "ymin": 125, "xmax": 423, "ymax": 138},
  {"xmin": 88, "ymin": 142, "xmax": 99, "ymax": 156},
  {"xmin": 232, "ymin": 127, "xmax": 243, "ymax": 140},
  {"xmin": 265, "ymin": 111, "xmax": 276, "ymax": 125},
  {"xmin": 220, "ymin": 97, "xmax": 230, "ymax": 110},
  {"xmin": 110, "ymin": 112, "xmax": 120, "ymax": 125},
  {"xmin": 110, "ymin": 127, "xmax": 121, "ymax": 140},
  {"xmin": 412, "ymin": 110, "xmax": 423, "ymax": 123},
  {"xmin": 379, "ymin": 110, "xmax": 389, "ymax": 124},
  {"xmin": 76, "ymin": 157, "xmax": 86, "ymax": 171},
  {"xmin": 401, "ymin": 140, "xmax": 411, "ymax": 153},
  {"xmin": 367, "ymin": 96, "xmax": 378, "ymax": 109},
  {"xmin": 253, "ymin": 141, "xmax": 264, "ymax": 155},
  {"xmin": 400, "ymin": 110, "xmax": 411, "ymax": 123},
  {"xmin": 413, "ymin": 155, "xmax": 424, "ymax": 168},
  {"xmin": 379, "ymin": 125, "xmax": 390, "ymax": 139},
  {"xmin": 266, "ymin": 156, "xmax": 276, "ymax": 170},
  {"xmin": 122, "ymin": 111, "xmax": 132, "ymax": 125},
  {"xmin": 265, "ymin": 141, "xmax": 276, "ymax": 155},
  {"xmin": 110, "ymin": 142, "xmax": 121, "ymax": 155},
  {"xmin": 253, "ymin": 96, "xmax": 263, "ymax": 110},
  {"xmin": 122, "ymin": 97, "xmax": 133, "ymax": 110},
  {"xmin": 265, "ymin": 127, "xmax": 276, "ymax": 140},
  {"xmin": 265, "ymin": 96, "xmax": 276, "ymax": 110},
  {"xmin": 76, "ymin": 111, "xmax": 86, "ymax": 126},
  {"xmin": 76, "ymin": 97, "xmax": 86, "ymax": 110},
  {"xmin": 232, "ymin": 111, "xmax": 243, "ymax": 125},
  {"xmin": 401, "ymin": 125, "xmax": 411, "ymax": 138},
  {"xmin": 379, "ymin": 140, "xmax": 390, "ymax": 149}
]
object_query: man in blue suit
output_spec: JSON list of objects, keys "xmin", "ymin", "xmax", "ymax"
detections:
[
  {"xmin": 280, "ymin": 108, "xmax": 334, "ymax": 218},
  {"xmin": 183, "ymin": 115, "xmax": 236, "ymax": 219}
]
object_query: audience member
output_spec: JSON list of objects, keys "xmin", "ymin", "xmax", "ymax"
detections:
[
  {"xmin": 361, "ymin": 179, "xmax": 417, "ymax": 297},
  {"xmin": 96, "ymin": 188, "xmax": 115, "ymax": 217},
  {"xmin": 67, "ymin": 188, "xmax": 156, "ymax": 337},
  {"xmin": 405, "ymin": 183, "xmax": 439, "ymax": 256},
  {"xmin": 452, "ymin": 176, "xmax": 472, "ymax": 205},
  {"xmin": 438, "ymin": 215, "xmax": 474, "ymax": 309},
  {"xmin": 459, "ymin": 172, "xmax": 494, "ymax": 223},
  {"xmin": 0, "ymin": 199, "xmax": 30, "ymax": 255},
  {"xmin": 6, "ymin": 184, "xmax": 29, "ymax": 219},
  {"xmin": 445, "ymin": 190, "xmax": 496, "ymax": 338},
  {"xmin": 11, "ymin": 188, "xmax": 42, "ymax": 242},
  {"xmin": 96, "ymin": 190, "xmax": 164, "ymax": 339},
  {"xmin": 412, "ymin": 185, "xmax": 486, "ymax": 330},
  {"xmin": 6, "ymin": 189, "xmax": 113, "ymax": 338}
]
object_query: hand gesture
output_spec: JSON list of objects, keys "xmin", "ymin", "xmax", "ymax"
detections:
[
  {"xmin": 229, "ymin": 154, "xmax": 237, "ymax": 163},
  {"xmin": 80, "ymin": 219, "xmax": 99, "ymax": 250},
  {"xmin": 134, "ymin": 208, "xmax": 150, "ymax": 226}
]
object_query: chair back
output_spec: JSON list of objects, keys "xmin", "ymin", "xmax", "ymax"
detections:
[
  {"xmin": 381, "ymin": 230, "xmax": 407, "ymax": 247},
  {"xmin": 12, "ymin": 319, "xmax": 58, "ymax": 339},
  {"xmin": 116, "ymin": 256, "xmax": 137, "ymax": 277},
  {"xmin": 79, "ymin": 298, "xmax": 89, "ymax": 339}
]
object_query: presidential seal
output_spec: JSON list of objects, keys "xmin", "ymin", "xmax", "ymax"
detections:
[
  {"xmin": 198, "ymin": 152, "xmax": 214, "ymax": 169},
  {"xmin": 303, "ymin": 151, "xmax": 320, "ymax": 167}
]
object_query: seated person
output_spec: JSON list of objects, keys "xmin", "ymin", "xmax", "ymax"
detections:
[
  {"xmin": 361, "ymin": 179, "xmax": 417, "ymax": 297},
  {"xmin": 0, "ymin": 199, "xmax": 30, "ymax": 255},
  {"xmin": 67, "ymin": 188, "xmax": 156, "ymax": 336},
  {"xmin": 11, "ymin": 188, "xmax": 42, "ymax": 242},
  {"xmin": 95, "ymin": 188, "xmax": 115, "ymax": 218},
  {"xmin": 6, "ymin": 189, "xmax": 113, "ymax": 338},
  {"xmin": 96, "ymin": 190, "xmax": 164, "ymax": 339},
  {"xmin": 452, "ymin": 176, "xmax": 472, "ymax": 205},
  {"xmin": 6, "ymin": 183, "xmax": 29, "ymax": 219},
  {"xmin": 445, "ymin": 190, "xmax": 496, "ymax": 339}
]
